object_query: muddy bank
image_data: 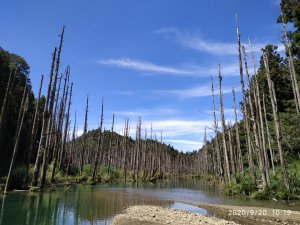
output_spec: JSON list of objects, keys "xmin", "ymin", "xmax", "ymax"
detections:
[{"xmin": 111, "ymin": 205, "xmax": 238, "ymax": 225}]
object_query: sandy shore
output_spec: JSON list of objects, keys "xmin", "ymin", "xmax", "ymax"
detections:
[
  {"xmin": 111, "ymin": 203, "xmax": 300, "ymax": 225},
  {"xmin": 111, "ymin": 205, "xmax": 238, "ymax": 225},
  {"xmin": 194, "ymin": 202, "xmax": 300, "ymax": 225}
]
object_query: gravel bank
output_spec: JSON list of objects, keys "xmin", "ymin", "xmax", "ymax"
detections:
[{"xmin": 111, "ymin": 205, "xmax": 238, "ymax": 225}]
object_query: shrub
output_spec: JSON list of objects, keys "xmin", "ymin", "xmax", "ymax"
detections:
[{"xmin": 251, "ymin": 189, "xmax": 271, "ymax": 200}]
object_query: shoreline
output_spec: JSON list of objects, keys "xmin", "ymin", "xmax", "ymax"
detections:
[{"xmin": 111, "ymin": 203, "xmax": 300, "ymax": 225}]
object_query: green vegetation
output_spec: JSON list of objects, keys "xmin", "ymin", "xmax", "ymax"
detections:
[
  {"xmin": 1, "ymin": 1, "xmax": 300, "ymax": 202},
  {"xmin": 224, "ymin": 161, "xmax": 300, "ymax": 199}
]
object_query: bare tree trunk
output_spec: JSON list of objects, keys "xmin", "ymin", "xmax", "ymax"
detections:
[
  {"xmin": 32, "ymin": 47, "xmax": 57, "ymax": 186},
  {"xmin": 4, "ymin": 91, "xmax": 29, "ymax": 193},
  {"xmin": 59, "ymin": 81, "xmax": 73, "ymax": 170},
  {"xmin": 66, "ymin": 112, "xmax": 76, "ymax": 175},
  {"xmin": 107, "ymin": 113, "xmax": 115, "ymax": 175},
  {"xmin": 92, "ymin": 99, "xmax": 104, "ymax": 182},
  {"xmin": 281, "ymin": 11, "xmax": 300, "ymax": 114},
  {"xmin": 262, "ymin": 49, "xmax": 289, "ymax": 190},
  {"xmin": 249, "ymin": 39, "xmax": 271, "ymax": 183},
  {"xmin": 211, "ymin": 76, "xmax": 224, "ymax": 183},
  {"xmin": 227, "ymin": 122, "xmax": 236, "ymax": 181},
  {"xmin": 236, "ymin": 17, "xmax": 256, "ymax": 183},
  {"xmin": 40, "ymin": 27, "xmax": 65, "ymax": 187},
  {"xmin": 25, "ymin": 75, "xmax": 44, "ymax": 184},
  {"xmin": 123, "ymin": 119, "xmax": 129, "ymax": 184},
  {"xmin": 218, "ymin": 65, "xmax": 231, "ymax": 184},
  {"xmin": 263, "ymin": 94, "xmax": 276, "ymax": 172},
  {"xmin": 80, "ymin": 95, "xmax": 89, "ymax": 175},
  {"xmin": 242, "ymin": 46, "xmax": 268, "ymax": 189},
  {"xmin": 232, "ymin": 87, "xmax": 243, "ymax": 173}
]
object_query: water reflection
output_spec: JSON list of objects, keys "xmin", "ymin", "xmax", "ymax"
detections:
[
  {"xmin": 0, "ymin": 186, "xmax": 172, "ymax": 225},
  {"xmin": 0, "ymin": 178, "xmax": 299, "ymax": 225}
]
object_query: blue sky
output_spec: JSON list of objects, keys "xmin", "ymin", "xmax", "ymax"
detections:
[{"xmin": 1, "ymin": 0, "xmax": 283, "ymax": 151}]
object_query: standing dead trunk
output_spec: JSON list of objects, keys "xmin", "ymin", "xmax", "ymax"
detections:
[
  {"xmin": 80, "ymin": 95, "xmax": 89, "ymax": 175},
  {"xmin": 227, "ymin": 122, "xmax": 236, "ymax": 181},
  {"xmin": 4, "ymin": 91, "xmax": 29, "ymax": 193},
  {"xmin": 32, "ymin": 47, "xmax": 57, "ymax": 186},
  {"xmin": 232, "ymin": 87, "xmax": 243, "ymax": 173},
  {"xmin": 249, "ymin": 39, "xmax": 271, "ymax": 185},
  {"xmin": 218, "ymin": 65, "xmax": 231, "ymax": 184},
  {"xmin": 107, "ymin": 113, "xmax": 115, "ymax": 175},
  {"xmin": 262, "ymin": 94, "xmax": 276, "ymax": 172},
  {"xmin": 123, "ymin": 119, "xmax": 129, "ymax": 184},
  {"xmin": 59, "ymin": 81, "xmax": 73, "ymax": 169},
  {"xmin": 40, "ymin": 27, "xmax": 65, "ymax": 187},
  {"xmin": 25, "ymin": 75, "xmax": 44, "ymax": 184},
  {"xmin": 242, "ymin": 46, "xmax": 268, "ymax": 189},
  {"xmin": 281, "ymin": 11, "xmax": 300, "ymax": 115},
  {"xmin": 92, "ymin": 99, "xmax": 104, "ymax": 182},
  {"xmin": 211, "ymin": 76, "xmax": 224, "ymax": 183},
  {"xmin": 236, "ymin": 16, "xmax": 256, "ymax": 184},
  {"xmin": 262, "ymin": 49, "xmax": 289, "ymax": 190},
  {"xmin": 66, "ymin": 112, "xmax": 76, "ymax": 175}
]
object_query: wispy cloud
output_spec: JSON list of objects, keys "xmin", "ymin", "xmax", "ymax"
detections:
[
  {"xmin": 156, "ymin": 27, "xmax": 284, "ymax": 55},
  {"xmin": 113, "ymin": 107, "xmax": 179, "ymax": 118},
  {"xmin": 109, "ymin": 118, "xmax": 214, "ymax": 151},
  {"xmin": 98, "ymin": 58, "xmax": 194, "ymax": 76},
  {"xmin": 154, "ymin": 83, "xmax": 237, "ymax": 99},
  {"xmin": 97, "ymin": 57, "xmax": 242, "ymax": 77},
  {"xmin": 164, "ymin": 139, "xmax": 203, "ymax": 152}
]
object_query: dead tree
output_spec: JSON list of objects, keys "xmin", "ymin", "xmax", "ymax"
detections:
[
  {"xmin": 218, "ymin": 65, "xmax": 231, "ymax": 184},
  {"xmin": 232, "ymin": 87, "xmax": 243, "ymax": 173},
  {"xmin": 25, "ymin": 75, "xmax": 44, "ymax": 184},
  {"xmin": 107, "ymin": 113, "xmax": 115, "ymax": 174},
  {"xmin": 59, "ymin": 81, "xmax": 73, "ymax": 169},
  {"xmin": 243, "ymin": 46, "xmax": 269, "ymax": 189},
  {"xmin": 249, "ymin": 39, "xmax": 272, "ymax": 179},
  {"xmin": 92, "ymin": 99, "xmax": 104, "ymax": 182},
  {"xmin": 32, "ymin": 47, "xmax": 57, "ymax": 186},
  {"xmin": 4, "ymin": 89, "xmax": 29, "ymax": 193},
  {"xmin": 262, "ymin": 49, "xmax": 289, "ymax": 190},
  {"xmin": 80, "ymin": 95, "xmax": 89, "ymax": 175},
  {"xmin": 227, "ymin": 122, "xmax": 236, "ymax": 181},
  {"xmin": 262, "ymin": 93, "xmax": 276, "ymax": 172},
  {"xmin": 236, "ymin": 16, "xmax": 256, "ymax": 183},
  {"xmin": 211, "ymin": 76, "xmax": 224, "ymax": 183},
  {"xmin": 281, "ymin": 11, "xmax": 300, "ymax": 115},
  {"xmin": 66, "ymin": 112, "xmax": 76, "ymax": 175},
  {"xmin": 40, "ymin": 27, "xmax": 65, "ymax": 187},
  {"xmin": 123, "ymin": 118, "xmax": 129, "ymax": 183}
]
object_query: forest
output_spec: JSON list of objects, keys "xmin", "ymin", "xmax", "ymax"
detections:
[{"xmin": 0, "ymin": 0, "xmax": 299, "ymax": 201}]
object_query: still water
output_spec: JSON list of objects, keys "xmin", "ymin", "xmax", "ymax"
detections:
[{"xmin": 0, "ymin": 179, "xmax": 299, "ymax": 225}]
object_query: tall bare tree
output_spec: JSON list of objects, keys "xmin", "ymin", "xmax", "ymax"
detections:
[
  {"xmin": 236, "ymin": 16, "xmax": 256, "ymax": 183},
  {"xmin": 218, "ymin": 64, "xmax": 231, "ymax": 184},
  {"xmin": 262, "ymin": 49, "xmax": 289, "ymax": 190}
]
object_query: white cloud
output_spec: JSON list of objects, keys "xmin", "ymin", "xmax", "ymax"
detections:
[
  {"xmin": 97, "ymin": 58, "xmax": 242, "ymax": 77},
  {"xmin": 112, "ymin": 107, "xmax": 179, "ymax": 118},
  {"xmin": 164, "ymin": 139, "xmax": 203, "ymax": 152},
  {"xmin": 154, "ymin": 83, "xmax": 236, "ymax": 99},
  {"xmin": 111, "ymin": 118, "xmax": 214, "ymax": 152},
  {"xmin": 98, "ymin": 58, "xmax": 194, "ymax": 76},
  {"xmin": 156, "ymin": 27, "xmax": 284, "ymax": 55}
]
